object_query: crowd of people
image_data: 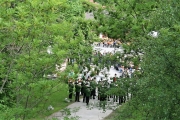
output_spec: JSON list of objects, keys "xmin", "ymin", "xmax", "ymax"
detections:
[
  {"xmin": 93, "ymin": 39, "xmax": 122, "ymax": 48},
  {"xmin": 66, "ymin": 36, "xmax": 139, "ymax": 110},
  {"xmin": 68, "ymin": 77, "xmax": 97, "ymax": 106},
  {"xmin": 67, "ymin": 71, "xmax": 132, "ymax": 111}
]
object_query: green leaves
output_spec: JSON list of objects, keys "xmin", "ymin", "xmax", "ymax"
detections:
[
  {"xmin": 92, "ymin": 0, "xmax": 180, "ymax": 120},
  {"xmin": 0, "ymin": 0, "xmax": 94, "ymax": 119},
  {"xmin": 56, "ymin": 50, "xmax": 67, "ymax": 58}
]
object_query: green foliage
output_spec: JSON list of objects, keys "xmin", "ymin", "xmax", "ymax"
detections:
[
  {"xmin": 92, "ymin": 0, "xmax": 180, "ymax": 120},
  {"xmin": 1, "ymin": 0, "xmax": 180, "ymax": 119},
  {"xmin": 0, "ymin": 0, "xmax": 94, "ymax": 119},
  {"xmin": 0, "ymin": 81, "xmax": 69, "ymax": 120}
]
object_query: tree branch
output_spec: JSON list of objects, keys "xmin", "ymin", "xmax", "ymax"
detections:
[{"xmin": 0, "ymin": 61, "xmax": 14, "ymax": 93}]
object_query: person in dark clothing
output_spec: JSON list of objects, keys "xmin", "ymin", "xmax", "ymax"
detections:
[
  {"xmin": 97, "ymin": 81, "xmax": 103, "ymax": 100},
  {"xmin": 90, "ymin": 78, "xmax": 97, "ymax": 99},
  {"xmin": 83, "ymin": 82, "xmax": 87, "ymax": 102},
  {"xmin": 99, "ymin": 86, "xmax": 107, "ymax": 111},
  {"xmin": 118, "ymin": 84, "xmax": 125, "ymax": 105},
  {"xmin": 107, "ymin": 81, "xmax": 113, "ymax": 101},
  {"xmin": 75, "ymin": 82, "xmax": 81, "ymax": 102},
  {"xmin": 68, "ymin": 81, "xmax": 74, "ymax": 101},
  {"xmin": 113, "ymin": 84, "xmax": 118, "ymax": 102},
  {"xmin": 85, "ymin": 85, "xmax": 91, "ymax": 105},
  {"xmin": 99, "ymin": 86, "xmax": 107, "ymax": 101},
  {"xmin": 81, "ymin": 80, "xmax": 85, "ymax": 96},
  {"xmin": 118, "ymin": 95, "xmax": 124, "ymax": 105}
]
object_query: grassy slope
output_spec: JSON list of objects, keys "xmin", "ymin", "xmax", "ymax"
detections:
[
  {"xmin": 104, "ymin": 102, "xmax": 144, "ymax": 120},
  {"xmin": 30, "ymin": 64, "xmax": 79, "ymax": 120},
  {"xmin": 29, "ymin": 82, "xmax": 75, "ymax": 120}
]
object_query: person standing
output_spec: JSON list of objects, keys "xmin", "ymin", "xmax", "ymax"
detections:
[
  {"xmin": 113, "ymin": 74, "xmax": 117, "ymax": 83},
  {"xmin": 107, "ymin": 81, "xmax": 112, "ymax": 101},
  {"xmin": 81, "ymin": 80, "xmax": 85, "ymax": 96},
  {"xmin": 99, "ymin": 86, "xmax": 107, "ymax": 111},
  {"xmin": 85, "ymin": 84, "xmax": 91, "ymax": 106},
  {"xmin": 68, "ymin": 81, "xmax": 74, "ymax": 101},
  {"xmin": 117, "ymin": 81, "xmax": 124, "ymax": 105},
  {"xmin": 97, "ymin": 80, "xmax": 103, "ymax": 100},
  {"xmin": 90, "ymin": 78, "xmax": 97, "ymax": 99},
  {"xmin": 83, "ymin": 82, "xmax": 87, "ymax": 103},
  {"xmin": 75, "ymin": 81, "xmax": 81, "ymax": 102},
  {"xmin": 113, "ymin": 40, "xmax": 116, "ymax": 48}
]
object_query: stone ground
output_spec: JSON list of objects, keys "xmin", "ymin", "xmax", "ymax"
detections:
[
  {"xmin": 46, "ymin": 45, "xmax": 124, "ymax": 120},
  {"xmin": 47, "ymin": 98, "xmax": 119, "ymax": 120}
]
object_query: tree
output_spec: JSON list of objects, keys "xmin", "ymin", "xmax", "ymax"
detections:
[
  {"xmin": 0, "ymin": 0, "xmax": 95, "ymax": 119},
  {"xmin": 91, "ymin": 0, "xmax": 180, "ymax": 119},
  {"xmin": 137, "ymin": 1, "xmax": 180, "ymax": 119}
]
